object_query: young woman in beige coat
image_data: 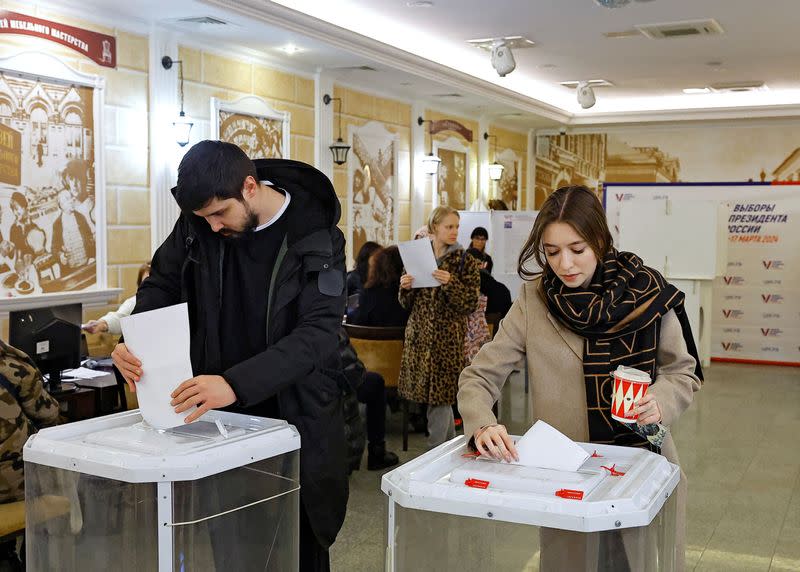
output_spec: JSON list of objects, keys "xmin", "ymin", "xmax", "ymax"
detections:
[{"xmin": 458, "ymin": 185, "xmax": 702, "ymax": 571}]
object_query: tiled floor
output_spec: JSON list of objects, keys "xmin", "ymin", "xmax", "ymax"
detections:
[{"xmin": 330, "ymin": 363, "xmax": 800, "ymax": 571}]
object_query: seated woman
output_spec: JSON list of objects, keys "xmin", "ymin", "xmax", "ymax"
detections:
[
  {"xmin": 458, "ymin": 185, "xmax": 702, "ymax": 570},
  {"xmin": 349, "ymin": 246, "xmax": 409, "ymax": 328},
  {"xmin": 82, "ymin": 261, "xmax": 150, "ymax": 335},
  {"xmin": 346, "ymin": 241, "xmax": 381, "ymax": 299}
]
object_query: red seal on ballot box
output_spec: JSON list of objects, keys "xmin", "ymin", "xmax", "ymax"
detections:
[{"xmin": 610, "ymin": 366, "xmax": 651, "ymax": 423}]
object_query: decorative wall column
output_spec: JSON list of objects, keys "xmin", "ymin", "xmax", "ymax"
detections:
[
  {"xmin": 314, "ymin": 70, "xmax": 335, "ymax": 178},
  {"xmin": 148, "ymin": 27, "xmax": 181, "ymax": 252},
  {"xmin": 477, "ymin": 114, "xmax": 490, "ymax": 205},
  {"xmin": 527, "ymin": 128, "xmax": 537, "ymax": 211},
  {"xmin": 410, "ymin": 101, "xmax": 426, "ymax": 233}
]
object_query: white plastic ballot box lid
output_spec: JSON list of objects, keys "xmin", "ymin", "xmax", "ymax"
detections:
[
  {"xmin": 381, "ymin": 436, "xmax": 680, "ymax": 533},
  {"xmin": 23, "ymin": 409, "xmax": 300, "ymax": 483}
]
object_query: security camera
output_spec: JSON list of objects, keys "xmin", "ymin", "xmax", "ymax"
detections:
[
  {"xmin": 576, "ymin": 81, "xmax": 596, "ymax": 109},
  {"xmin": 559, "ymin": 126, "xmax": 567, "ymax": 135},
  {"xmin": 491, "ymin": 41, "xmax": 516, "ymax": 77}
]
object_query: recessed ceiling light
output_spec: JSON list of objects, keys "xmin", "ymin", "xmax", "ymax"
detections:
[
  {"xmin": 277, "ymin": 44, "xmax": 303, "ymax": 55},
  {"xmin": 407, "ymin": 1, "xmax": 434, "ymax": 7},
  {"xmin": 682, "ymin": 87, "xmax": 711, "ymax": 94}
]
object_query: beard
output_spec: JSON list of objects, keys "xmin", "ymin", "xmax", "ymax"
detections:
[{"xmin": 219, "ymin": 206, "xmax": 260, "ymax": 240}]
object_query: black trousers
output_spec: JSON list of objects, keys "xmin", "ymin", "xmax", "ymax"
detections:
[
  {"xmin": 356, "ymin": 371, "xmax": 386, "ymax": 445},
  {"xmin": 300, "ymin": 501, "xmax": 330, "ymax": 572}
]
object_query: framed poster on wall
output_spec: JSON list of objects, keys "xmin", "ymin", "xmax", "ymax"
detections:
[
  {"xmin": 433, "ymin": 136, "xmax": 470, "ymax": 210},
  {"xmin": 0, "ymin": 52, "xmax": 107, "ymax": 299},
  {"xmin": 348, "ymin": 121, "xmax": 399, "ymax": 262},
  {"xmin": 211, "ymin": 96, "xmax": 291, "ymax": 159},
  {"xmin": 495, "ymin": 148, "xmax": 522, "ymax": 210}
]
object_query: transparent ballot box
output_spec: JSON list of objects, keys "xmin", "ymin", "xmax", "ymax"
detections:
[
  {"xmin": 24, "ymin": 410, "xmax": 300, "ymax": 571},
  {"xmin": 382, "ymin": 437, "xmax": 680, "ymax": 572}
]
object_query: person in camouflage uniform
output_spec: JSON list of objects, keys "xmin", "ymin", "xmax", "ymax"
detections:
[{"xmin": 0, "ymin": 339, "xmax": 59, "ymax": 504}]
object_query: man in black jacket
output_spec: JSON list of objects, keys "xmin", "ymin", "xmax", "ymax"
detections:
[{"xmin": 112, "ymin": 140, "xmax": 347, "ymax": 571}]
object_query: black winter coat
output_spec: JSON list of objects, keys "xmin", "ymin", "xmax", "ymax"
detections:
[{"xmin": 133, "ymin": 159, "xmax": 348, "ymax": 548}]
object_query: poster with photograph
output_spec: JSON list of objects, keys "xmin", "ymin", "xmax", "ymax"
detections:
[
  {"xmin": 0, "ymin": 71, "xmax": 97, "ymax": 297},
  {"xmin": 496, "ymin": 148, "xmax": 521, "ymax": 210},
  {"xmin": 434, "ymin": 137, "xmax": 469, "ymax": 210},
  {"xmin": 348, "ymin": 121, "xmax": 398, "ymax": 261},
  {"xmin": 212, "ymin": 96, "xmax": 290, "ymax": 160}
]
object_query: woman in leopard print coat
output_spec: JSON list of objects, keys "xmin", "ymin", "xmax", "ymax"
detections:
[{"xmin": 399, "ymin": 207, "xmax": 480, "ymax": 447}]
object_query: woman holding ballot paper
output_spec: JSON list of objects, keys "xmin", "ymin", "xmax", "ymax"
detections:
[
  {"xmin": 458, "ymin": 185, "xmax": 702, "ymax": 570},
  {"xmin": 399, "ymin": 206, "xmax": 480, "ymax": 448}
]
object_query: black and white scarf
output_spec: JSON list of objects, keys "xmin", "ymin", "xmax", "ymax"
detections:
[{"xmin": 541, "ymin": 250, "xmax": 703, "ymax": 452}]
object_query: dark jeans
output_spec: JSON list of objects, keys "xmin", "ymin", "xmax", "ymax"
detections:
[{"xmin": 356, "ymin": 371, "xmax": 386, "ymax": 445}]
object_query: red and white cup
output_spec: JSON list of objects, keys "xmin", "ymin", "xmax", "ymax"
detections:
[{"xmin": 610, "ymin": 366, "xmax": 652, "ymax": 423}]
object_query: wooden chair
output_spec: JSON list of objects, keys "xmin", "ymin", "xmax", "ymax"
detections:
[
  {"xmin": 0, "ymin": 495, "xmax": 71, "ymax": 546},
  {"xmin": 343, "ymin": 324, "xmax": 411, "ymax": 450}
]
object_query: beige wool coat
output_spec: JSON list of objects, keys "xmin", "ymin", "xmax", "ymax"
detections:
[{"xmin": 458, "ymin": 277, "xmax": 702, "ymax": 570}]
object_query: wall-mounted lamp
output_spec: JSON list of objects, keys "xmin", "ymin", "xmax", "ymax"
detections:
[
  {"xmin": 418, "ymin": 116, "xmax": 441, "ymax": 175},
  {"xmin": 161, "ymin": 56, "xmax": 193, "ymax": 147},
  {"xmin": 484, "ymin": 132, "xmax": 505, "ymax": 181},
  {"xmin": 323, "ymin": 94, "xmax": 351, "ymax": 165}
]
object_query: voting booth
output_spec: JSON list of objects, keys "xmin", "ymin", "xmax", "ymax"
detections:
[
  {"xmin": 382, "ymin": 436, "xmax": 680, "ymax": 571},
  {"xmin": 24, "ymin": 410, "xmax": 300, "ymax": 571},
  {"xmin": 458, "ymin": 210, "xmax": 539, "ymax": 299}
]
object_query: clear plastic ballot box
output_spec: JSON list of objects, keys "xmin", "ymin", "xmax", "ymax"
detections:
[
  {"xmin": 381, "ymin": 436, "xmax": 681, "ymax": 571},
  {"xmin": 23, "ymin": 409, "xmax": 301, "ymax": 571}
]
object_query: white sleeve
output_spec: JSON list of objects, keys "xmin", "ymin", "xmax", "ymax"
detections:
[{"xmin": 100, "ymin": 295, "xmax": 137, "ymax": 335}]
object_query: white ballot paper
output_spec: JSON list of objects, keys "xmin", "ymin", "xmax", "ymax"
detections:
[
  {"xmin": 513, "ymin": 420, "xmax": 590, "ymax": 471},
  {"xmin": 398, "ymin": 238, "xmax": 439, "ymax": 288},
  {"xmin": 120, "ymin": 303, "xmax": 194, "ymax": 429}
]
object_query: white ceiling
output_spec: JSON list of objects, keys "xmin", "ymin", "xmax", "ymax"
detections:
[{"xmin": 43, "ymin": 0, "xmax": 800, "ymax": 127}]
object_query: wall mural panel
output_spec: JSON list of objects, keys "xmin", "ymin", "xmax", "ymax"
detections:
[
  {"xmin": 212, "ymin": 96, "xmax": 290, "ymax": 160},
  {"xmin": 0, "ymin": 71, "xmax": 97, "ymax": 296},
  {"xmin": 348, "ymin": 121, "xmax": 398, "ymax": 261},
  {"xmin": 434, "ymin": 137, "xmax": 469, "ymax": 211}
]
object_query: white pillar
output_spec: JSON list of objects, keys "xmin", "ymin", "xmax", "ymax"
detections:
[
  {"xmin": 410, "ymin": 102, "xmax": 426, "ymax": 233},
  {"xmin": 478, "ymin": 115, "xmax": 490, "ymax": 205},
  {"xmin": 526, "ymin": 128, "xmax": 536, "ymax": 211},
  {"xmin": 148, "ymin": 28, "xmax": 181, "ymax": 252},
  {"xmin": 314, "ymin": 71, "xmax": 334, "ymax": 178}
]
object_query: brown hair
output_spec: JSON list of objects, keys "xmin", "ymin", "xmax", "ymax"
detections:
[
  {"xmin": 517, "ymin": 185, "xmax": 612, "ymax": 280},
  {"xmin": 427, "ymin": 205, "xmax": 459, "ymax": 234},
  {"xmin": 137, "ymin": 261, "xmax": 152, "ymax": 287},
  {"xmin": 365, "ymin": 246, "xmax": 403, "ymax": 289}
]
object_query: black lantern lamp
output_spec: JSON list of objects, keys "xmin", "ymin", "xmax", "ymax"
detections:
[
  {"xmin": 323, "ymin": 94, "xmax": 350, "ymax": 165},
  {"xmin": 484, "ymin": 132, "xmax": 505, "ymax": 181},
  {"xmin": 418, "ymin": 116, "xmax": 441, "ymax": 175},
  {"xmin": 161, "ymin": 56, "xmax": 193, "ymax": 147}
]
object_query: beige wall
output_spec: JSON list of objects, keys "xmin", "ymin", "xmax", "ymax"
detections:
[
  {"xmin": 332, "ymin": 85, "xmax": 412, "ymax": 264},
  {"xmin": 178, "ymin": 46, "xmax": 316, "ymax": 165},
  {"xmin": 0, "ymin": 5, "xmax": 149, "ymax": 354}
]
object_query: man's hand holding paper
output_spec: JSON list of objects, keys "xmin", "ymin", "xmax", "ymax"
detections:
[{"xmin": 117, "ymin": 303, "xmax": 236, "ymax": 428}]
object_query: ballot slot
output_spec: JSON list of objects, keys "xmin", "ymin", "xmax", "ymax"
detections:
[{"xmin": 450, "ymin": 456, "xmax": 606, "ymax": 497}]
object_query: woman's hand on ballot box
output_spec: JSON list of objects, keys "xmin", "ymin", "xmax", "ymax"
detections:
[{"xmin": 474, "ymin": 424, "xmax": 519, "ymax": 463}]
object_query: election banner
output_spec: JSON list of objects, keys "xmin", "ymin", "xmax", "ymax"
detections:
[{"xmin": 605, "ymin": 182, "xmax": 800, "ymax": 366}]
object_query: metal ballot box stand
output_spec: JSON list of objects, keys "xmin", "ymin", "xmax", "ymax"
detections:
[
  {"xmin": 24, "ymin": 410, "xmax": 300, "ymax": 571},
  {"xmin": 382, "ymin": 436, "xmax": 680, "ymax": 571}
]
